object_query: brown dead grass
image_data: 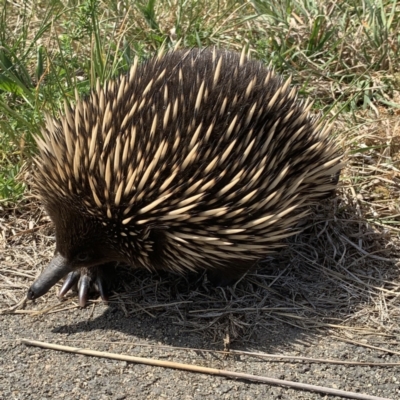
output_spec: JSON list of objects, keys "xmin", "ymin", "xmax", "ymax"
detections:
[
  {"xmin": 1, "ymin": 0, "xmax": 400, "ymax": 346},
  {"xmin": 1, "ymin": 112, "xmax": 400, "ymax": 343}
]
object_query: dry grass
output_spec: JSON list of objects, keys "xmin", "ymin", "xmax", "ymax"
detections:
[
  {"xmin": 1, "ymin": 115, "xmax": 400, "ymax": 343},
  {"xmin": 1, "ymin": 0, "xmax": 400, "ymax": 346}
]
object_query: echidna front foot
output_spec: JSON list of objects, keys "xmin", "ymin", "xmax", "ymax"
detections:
[{"xmin": 58, "ymin": 264, "xmax": 115, "ymax": 307}]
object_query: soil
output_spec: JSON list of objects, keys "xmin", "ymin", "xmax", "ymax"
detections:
[
  {"xmin": 1, "ymin": 286, "xmax": 400, "ymax": 400},
  {"xmin": 1, "ymin": 308, "xmax": 400, "ymax": 400},
  {"xmin": 1, "ymin": 198, "xmax": 400, "ymax": 400}
]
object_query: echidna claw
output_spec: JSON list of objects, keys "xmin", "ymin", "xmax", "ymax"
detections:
[
  {"xmin": 78, "ymin": 274, "xmax": 91, "ymax": 307},
  {"xmin": 58, "ymin": 271, "xmax": 80, "ymax": 298},
  {"xmin": 96, "ymin": 277, "xmax": 109, "ymax": 304},
  {"xmin": 58, "ymin": 268, "xmax": 110, "ymax": 307}
]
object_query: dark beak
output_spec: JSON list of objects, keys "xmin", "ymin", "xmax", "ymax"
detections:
[{"xmin": 27, "ymin": 253, "xmax": 73, "ymax": 300}]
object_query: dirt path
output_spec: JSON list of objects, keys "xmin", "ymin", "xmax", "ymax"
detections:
[{"xmin": 1, "ymin": 303, "xmax": 400, "ymax": 400}]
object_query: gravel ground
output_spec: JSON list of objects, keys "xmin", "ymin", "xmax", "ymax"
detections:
[
  {"xmin": 2, "ymin": 189, "xmax": 400, "ymax": 400},
  {"xmin": 1, "ymin": 198, "xmax": 400, "ymax": 400},
  {"xmin": 1, "ymin": 299, "xmax": 400, "ymax": 400}
]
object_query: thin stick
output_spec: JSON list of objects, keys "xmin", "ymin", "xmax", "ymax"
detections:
[
  {"xmin": 334, "ymin": 336, "xmax": 400, "ymax": 357},
  {"xmin": 21, "ymin": 339, "xmax": 391, "ymax": 400},
  {"xmin": 229, "ymin": 349, "xmax": 400, "ymax": 367},
  {"xmin": 0, "ymin": 297, "xmax": 27, "ymax": 314},
  {"xmin": 58, "ymin": 339, "xmax": 400, "ymax": 367}
]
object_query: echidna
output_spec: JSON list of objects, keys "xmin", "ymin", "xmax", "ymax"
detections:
[{"xmin": 27, "ymin": 48, "xmax": 342, "ymax": 306}]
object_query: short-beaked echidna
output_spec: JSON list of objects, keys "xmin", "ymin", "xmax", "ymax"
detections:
[{"xmin": 27, "ymin": 48, "xmax": 342, "ymax": 306}]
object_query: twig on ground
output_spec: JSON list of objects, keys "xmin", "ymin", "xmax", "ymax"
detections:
[
  {"xmin": 21, "ymin": 339, "xmax": 393, "ymax": 400},
  {"xmin": 334, "ymin": 336, "xmax": 400, "ymax": 357}
]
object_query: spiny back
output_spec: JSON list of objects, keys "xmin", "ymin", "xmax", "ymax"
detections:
[{"xmin": 34, "ymin": 48, "xmax": 341, "ymax": 273}]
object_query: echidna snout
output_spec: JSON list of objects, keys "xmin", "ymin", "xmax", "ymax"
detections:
[
  {"xmin": 27, "ymin": 212, "xmax": 128, "ymax": 305},
  {"xmin": 28, "ymin": 47, "xmax": 342, "ymax": 306},
  {"xmin": 28, "ymin": 253, "xmax": 73, "ymax": 300}
]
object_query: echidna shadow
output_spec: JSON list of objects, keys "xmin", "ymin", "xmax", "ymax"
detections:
[{"xmin": 27, "ymin": 47, "xmax": 342, "ymax": 307}]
